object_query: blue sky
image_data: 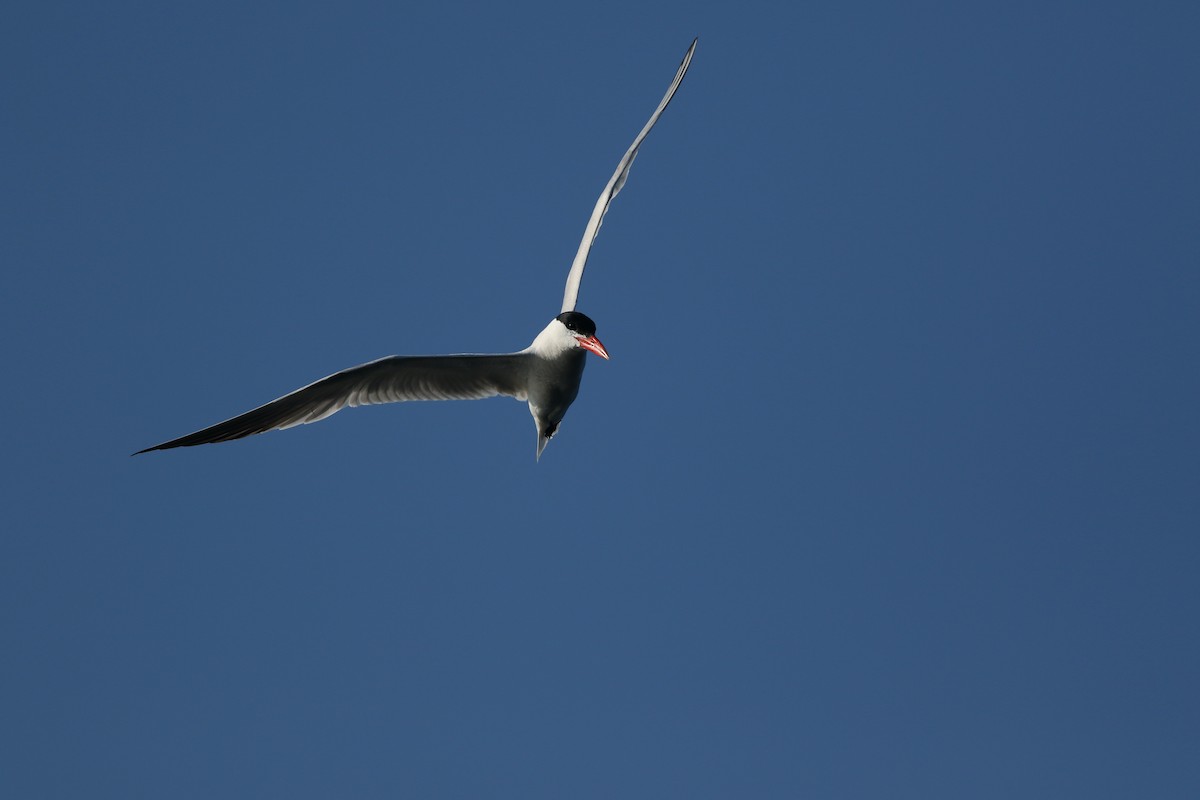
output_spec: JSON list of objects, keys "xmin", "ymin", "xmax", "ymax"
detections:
[{"xmin": 3, "ymin": 2, "xmax": 1198, "ymax": 797}]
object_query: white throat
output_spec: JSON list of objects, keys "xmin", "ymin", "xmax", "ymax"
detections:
[{"xmin": 525, "ymin": 319, "xmax": 579, "ymax": 358}]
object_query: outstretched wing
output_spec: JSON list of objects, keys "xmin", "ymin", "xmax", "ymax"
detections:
[
  {"xmin": 135, "ymin": 353, "xmax": 530, "ymax": 453},
  {"xmin": 560, "ymin": 38, "xmax": 697, "ymax": 313}
]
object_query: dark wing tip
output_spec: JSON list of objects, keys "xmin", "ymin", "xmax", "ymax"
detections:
[
  {"xmin": 132, "ymin": 440, "xmax": 179, "ymax": 455},
  {"xmin": 131, "ymin": 440, "xmax": 183, "ymax": 456}
]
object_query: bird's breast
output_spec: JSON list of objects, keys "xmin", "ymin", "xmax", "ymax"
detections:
[{"xmin": 526, "ymin": 351, "xmax": 587, "ymax": 427}]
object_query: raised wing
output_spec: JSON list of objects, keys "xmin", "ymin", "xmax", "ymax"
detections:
[
  {"xmin": 135, "ymin": 353, "xmax": 530, "ymax": 453},
  {"xmin": 560, "ymin": 38, "xmax": 697, "ymax": 313}
]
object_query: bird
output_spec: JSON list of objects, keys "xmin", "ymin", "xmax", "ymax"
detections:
[{"xmin": 135, "ymin": 39, "xmax": 696, "ymax": 461}]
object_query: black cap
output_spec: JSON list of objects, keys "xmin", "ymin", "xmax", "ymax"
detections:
[{"xmin": 555, "ymin": 311, "xmax": 597, "ymax": 337}]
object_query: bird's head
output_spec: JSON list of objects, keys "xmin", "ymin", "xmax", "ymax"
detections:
[{"xmin": 555, "ymin": 311, "xmax": 609, "ymax": 359}]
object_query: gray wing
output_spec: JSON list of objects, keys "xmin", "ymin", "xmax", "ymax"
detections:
[
  {"xmin": 135, "ymin": 353, "xmax": 531, "ymax": 453},
  {"xmin": 560, "ymin": 38, "xmax": 697, "ymax": 313}
]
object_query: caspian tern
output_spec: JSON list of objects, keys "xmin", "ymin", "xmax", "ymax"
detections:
[{"xmin": 136, "ymin": 39, "xmax": 696, "ymax": 460}]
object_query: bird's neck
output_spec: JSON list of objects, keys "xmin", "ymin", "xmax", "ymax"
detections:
[{"xmin": 525, "ymin": 319, "xmax": 577, "ymax": 359}]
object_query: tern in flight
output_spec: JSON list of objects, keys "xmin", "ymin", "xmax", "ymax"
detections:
[{"xmin": 136, "ymin": 39, "xmax": 696, "ymax": 460}]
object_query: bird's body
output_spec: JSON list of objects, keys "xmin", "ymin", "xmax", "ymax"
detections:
[
  {"xmin": 136, "ymin": 40, "xmax": 695, "ymax": 460},
  {"xmin": 136, "ymin": 312, "xmax": 606, "ymax": 459}
]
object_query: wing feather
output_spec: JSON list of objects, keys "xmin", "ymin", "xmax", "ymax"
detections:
[
  {"xmin": 135, "ymin": 354, "xmax": 530, "ymax": 453},
  {"xmin": 560, "ymin": 38, "xmax": 696, "ymax": 313}
]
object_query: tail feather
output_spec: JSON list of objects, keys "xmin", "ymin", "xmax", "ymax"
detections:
[{"xmin": 535, "ymin": 419, "xmax": 558, "ymax": 461}]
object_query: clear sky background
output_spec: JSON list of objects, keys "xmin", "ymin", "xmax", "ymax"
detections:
[{"xmin": 3, "ymin": 2, "xmax": 1198, "ymax": 797}]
